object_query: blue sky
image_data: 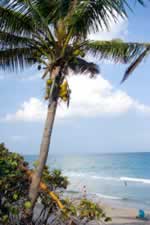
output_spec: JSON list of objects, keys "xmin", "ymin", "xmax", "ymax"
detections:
[{"xmin": 1, "ymin": 2, "xmax": 150, "ymax": 154}]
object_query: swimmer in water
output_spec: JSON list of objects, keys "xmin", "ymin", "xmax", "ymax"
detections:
[{"xmin": 124, "ymin": 181, "xmax": 127, "ymax": 186}]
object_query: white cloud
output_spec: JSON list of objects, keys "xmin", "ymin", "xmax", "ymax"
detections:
[
  {"xmin": 57, "ymin": 75, "xmax": 150, "ymax": 118},
  {"xmin": 2, "ymin": 73, "xmax": 150, "ymax": 122},
  {"xmin": 4, "ymin": 98, "xmax": 47, "ymax": 122}
]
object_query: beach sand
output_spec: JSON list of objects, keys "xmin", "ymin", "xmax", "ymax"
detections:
[
  {"xmin": 66, "ymin": 193, "xmax": 150, "ymax": 225},
  {"xmin": 103, "ymin": 204, "xmax": 150, "ymax": 225}
]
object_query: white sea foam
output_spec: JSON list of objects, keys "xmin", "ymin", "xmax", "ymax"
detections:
[
  {"xmin": 65, "ymin": 190, "xmax": 122, "ymax": 201},
  {"xmin": 95, "ymin": 193, "xmax": 122, "ymax": 200},
  {"xmin": 64, "ymin": 172, "xmax": 85, "ymax": 177},
  {"xmin": 120, "ymin": 177, "xmax": 150, "ymax": 184},
  {"xmin": 64, "ymin": 172, "xmax": 150, "ymax": 185}
]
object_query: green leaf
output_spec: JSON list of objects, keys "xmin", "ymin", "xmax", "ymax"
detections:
[
  {"xmin": 0, "ymin": 6, "xmax": 34, "ymax": 35},
  {"xmin": 69, "ymin": 57, "xmax": 99, "ymax": 76},
  {"xmin": 0, "ymin": 47, "xmax": 36, "ymax": 71},
  {"xmin": 84, "ymin": 40, "xmax": 150, "ymax": 64},
  {"xmin": 0, "ymin": 31, "xmax": 35, "ymax": 48},
  {"xmin": 121, "ymin": 47, "xmax": 150, "ymax": 83},
  {"xmin": 67, "ymin": 0, "xmax": 146, "ymax": 37}
]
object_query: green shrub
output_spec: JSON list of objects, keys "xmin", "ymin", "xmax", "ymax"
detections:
[
  {"xmin": 0, "ymin": 143, "xmax": 111, "ymax": 225},
  {"xmin": 0, "ymin": 143, "xmax": 69, "ymax": 224},
  {"xmin": 78, "ymin": 199, "xmax": 111, "ymax": 223}
]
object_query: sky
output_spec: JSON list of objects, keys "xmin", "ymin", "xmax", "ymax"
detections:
[{"xmin": 1, "ymin": 2, "xmax": 150, "ymax": 154}]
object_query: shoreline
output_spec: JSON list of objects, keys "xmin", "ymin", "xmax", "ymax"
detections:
[
  {"xmin": 64, "ymin": 193, "xmax": 150, "ymax": 225},
  {"xmin": 65, "ymin": 191, "xmax": 150, "ymax": 210},
  {"xmin": 89, "ymin": 197, "xmax": 150, "ymax": 224}
]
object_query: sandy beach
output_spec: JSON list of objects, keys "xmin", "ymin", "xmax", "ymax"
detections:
[
  {"xmin": 103, "ymin": 204, "xmax": 150, "ymax": 225},
  {"xmin": 63, "ymin": 193, "xmax": 150, "ymax": 225},
  {"xmin": 33, "ymin": 194, "xmax": 150, "ymax": 225}
]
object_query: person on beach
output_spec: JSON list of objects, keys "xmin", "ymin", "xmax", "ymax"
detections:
[{"xmin": 82, "ymin": 185, "xmax": 87, "ymax": 199}]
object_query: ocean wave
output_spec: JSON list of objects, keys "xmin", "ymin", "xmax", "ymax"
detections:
[
  {"xmin": 120, "ymin": 177, "xmax": 150, "ymax": 184},
  {"xmin": 64, "ymin": 172, "xmax": 150, "ymax": 185},
  {"xmin": 65, "ymin": 189, "xmax": 122, "ymax": 201},
  {"xmin": 95, "ymin": 193, "xmax": 122, "ymax": 200},
  {"xmin": 64, "ymin": 172, "xmax": 86, "ymax": 178}
]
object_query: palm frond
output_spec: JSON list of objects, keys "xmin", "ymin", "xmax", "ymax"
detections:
[
  {"xmin": 5, "ymin": 0, "xmax": 36, "ymax": 18},
  {"xmin": 121, "ymin": 47, "xmax": 150, "ymax": 83},
  {"xmin": 7, "ymin": 0, "xmax": 145, "ymax": 38},
  {"xmin": 83, "ymin": 40, "xmax": 150, "ymax": 63},
  {"xmin": 0, "ymin": 31, "xmax": 35, "ymax": 48},
  {"xmin": 33, "ymin": 0, "xmax": 70, "ymax": 21},
  {"xmin": 0, "ymin": 0, "xmax": 148, "ymax": 75},
  {"xmin": 67, "ymin": 0, "xmax": 147, "ymax": 37},
  {"xmin": 0, "ymin": 47, "xmax": 36, "ymax": 71},
  {"xmin": 8, "ymin": 0, "xmax": 56, "ymax": 43},
  {"xmin": 69, "ymin": 57, "xmax": 99, "ymax": 77},
  {"xmin": 0, "ymin": 5, "xmax": 34, "ymax": 35}
]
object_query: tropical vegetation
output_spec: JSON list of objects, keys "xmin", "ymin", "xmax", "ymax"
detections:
[{"xmin": 0, "ymin": 143, "xmax": 111, "ymax": 225}]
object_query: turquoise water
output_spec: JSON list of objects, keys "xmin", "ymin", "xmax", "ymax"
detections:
[{"xmin": 25, "ymin": 153, "xmax": 150, "ymax": 209}]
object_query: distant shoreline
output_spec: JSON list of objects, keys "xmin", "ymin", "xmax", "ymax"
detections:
[{"xmin": 23, "ymin": 152, "xmax": 150, "ymax": 156}]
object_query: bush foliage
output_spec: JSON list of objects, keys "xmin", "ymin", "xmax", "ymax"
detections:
[
  {"xmin": 0, "ymin": 143, "xmax": 68, "ymax": 224},
  {"xmin": 0, "ymin": 143, "xmax": 111, "ymax": 225}
]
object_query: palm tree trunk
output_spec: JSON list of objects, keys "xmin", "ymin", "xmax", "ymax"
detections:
[
  {"xmin": 28, "ymin": 67, "xmax": 61, "ymax": 211},
  {"xmin": 29, "ymin": 100, "xmax": 57, "ymax": 206}
]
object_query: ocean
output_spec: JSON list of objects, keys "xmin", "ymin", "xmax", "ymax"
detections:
[{"xmin": 25, "ymin": 153, "xmax": 150, "ymax": 210}]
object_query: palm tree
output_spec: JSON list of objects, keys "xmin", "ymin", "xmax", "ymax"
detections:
[{"xmin": 0, "ymin": 0, "xmax": 149, "ymax": 212}]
